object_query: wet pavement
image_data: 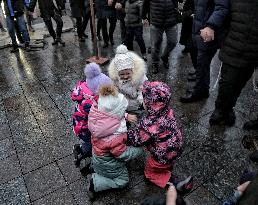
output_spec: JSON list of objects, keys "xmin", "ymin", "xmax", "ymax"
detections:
[{"xmin": 0, "ymin": 25, "xmax": 257, "ymax": 205}]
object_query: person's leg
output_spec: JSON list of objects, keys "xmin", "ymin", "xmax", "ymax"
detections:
[
  {"xmin": 52, "ymin": 10, "xmax": 63, "ymax": 40},
  {"xmin": 82, "ymin": 11, "xmax": 89, "ymax": 38},
  {"xmin": 150, "ymin": 24, "xmax": 164, "ymax": 73},
  {"xmin": 44, "ymin": 18, "xmax": 56, "ymax": 40},
  {"xmin": 144, "ymin": 156, "xmax": 172, "ymax": 188},
  {"xmin": 180, "ymin": 48, "xmax": 217, "ymax": 103},
  {"xmin": 161, "ymin": 25, "xmax": 177, "ymax": 69},
  {"xmin": 124, "ymin": 26, "xmax": 134, "ymax": 51},
  {"xmin": 100, "ymin": 18, "xmax": 109, "ymax": 47},
  {"xmin": 210, "ymin": 64, "xmax": 255, "ymax": 125},
  {"xmin": 16, "ymin": 15, "xmax": 30, "ymax": 45},
  {"xmin": 108, "ymin": 17, "xmax": 117, "ymax": 45},
  {"xmin": 97, "ymin": 18, "xmax": 102, "ymax": 40},
  {"xmin": 6, "ymin": 16, "xmax": 19, "ymax": 52},
  {"xmin": 76, "ymin": 17, "xmax": 84, "ymax": 39},
  {"xmin": 120, "ymin": 18, "xmax": 126, "ymax": 44},
  {"xmin": 14, "ymin": 19, "xmax": 24, "ymax": 44},
  {"xmin": 134, "ymin": 26, "xmax": 146, "ymax": 56}
]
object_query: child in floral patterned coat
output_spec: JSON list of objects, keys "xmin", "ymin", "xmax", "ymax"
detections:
[
  {"xmin": 71, "ymin": 63, "xmax": 112, "ymax": 168},
  {"xmin": 128, "ymin": 81, "xmax": 193, "ymax": 192}
]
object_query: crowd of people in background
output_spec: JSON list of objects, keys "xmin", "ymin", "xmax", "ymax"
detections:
[{"xmin": 1, "ymin": 0, "xmax": 258, "ymax": 204}]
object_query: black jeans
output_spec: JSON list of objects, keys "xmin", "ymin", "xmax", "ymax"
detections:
[
  {"xmin": 75, "ymin": 11, "xmax": 93, "ymax": 38},
  {"xmin": 125, "ymin": 26, "xmax": 146, "ymax": 54},
  {"xmin": 215, "ymin": 63, "xmax": 255, "ymax": 112},
  {"xmin": 193, "ymin": 48, "xmax": 217, "ymax": 92},
  {"xmin": 43, "ymin": 9, "xmax": 63, "ymax": 39},
  {"xmin": 98, "ymin": 17, "xmax": 117, "ymax": 44},
  {"xmin": 120, "ymin": 19, "xmax": 126, "ymax": 44}
]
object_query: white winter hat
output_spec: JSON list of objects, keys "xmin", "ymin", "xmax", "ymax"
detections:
[
  {"xmin": 113, "ymin": 45, "xmax": 134, "ymax": 72},
  {"xmin": 98, "ymin": 93, "xmax": 128, "ymax": 118}
]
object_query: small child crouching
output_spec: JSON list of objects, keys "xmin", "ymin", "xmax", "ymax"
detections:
[
  {"xmin": 87, "ymin": 85, "xmax": 142, "ymax": 201},
  {"xmin": 71, "ymin": 63, "xmax": 111, "ymax": 168},
  {"xmin": 128, "ymin": 81, "xmax": 193, "ymax": 192},
  {"xmin": 108, "ymin": 44, "xmax": 147, "ymax": 112}
]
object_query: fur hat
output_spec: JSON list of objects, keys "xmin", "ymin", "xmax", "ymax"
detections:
[
  {"xmin": 84, "ymin": 63, "xmax": 112, "ymax": 93},
  {"xmin": 113, "ymin": 45, "xmax": 134, "ymax": 72},
  {"xmin": 98, "ymin": 85, "xmax": 128, "ymax": 118}
]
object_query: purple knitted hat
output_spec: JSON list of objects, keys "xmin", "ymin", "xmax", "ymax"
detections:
[{"xmin": 84, "ymin": 63, "xmax": 112, "ymax": 93}]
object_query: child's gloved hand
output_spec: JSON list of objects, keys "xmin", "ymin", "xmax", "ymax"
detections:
[{"xmin": 127, "ymin": 114, "xmax": 138, "ymax": 123}]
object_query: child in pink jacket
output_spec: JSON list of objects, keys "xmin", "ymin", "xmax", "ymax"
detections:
[
  {"xmin": 87, "ymin": 85, "xmax": 142, "ymax": 201},
  {"xmin": 128, "ymin": 81, "xmax": 193, "ymax": 193},
  {"xmin": 71, "ymin": 63, "xmax": 111, "ymax": 168}
]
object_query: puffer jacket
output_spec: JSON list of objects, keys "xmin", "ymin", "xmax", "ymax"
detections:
[
  {"xmin": 192, "ymin": 0, "xmax": 230, "ymax": 50},
  {"xmin": 142, "ymin": 0, "xmax": 178, "ymax": 28},
  {"xmin": 219, "ymin": 0, "xmax": 258, "ymax": 68},
  {"xmin": 88, "ymin": 104, "xmax": 142, "ymax": 182},
  {"xmin": 29, "ymin": 0, "xmax": 65, "ymax": 19},
  {"xmin": 125, "ymin": 0, "xmax": 142, "ymax": 27},
  {"xmin": 71, "ymin": 81, "xmax": 98, "ymax": 138},
  {"xmin": 108, "ymin": 51, "xmax": 148, "ymax": 111},
  {"xmin": 0, "ymin": 0, "xmax": 25, "ymax": 17},
  {"xmin": 128, "ymin": 81, "xmax": 183, "ymax": 165}
]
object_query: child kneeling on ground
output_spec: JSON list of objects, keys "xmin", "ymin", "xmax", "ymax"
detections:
[
  {"xmin": 87, "ymin": 84, "xmax": 143, "ymax": 201},
  {"xmin": 108, "ymin": 44, "xmax": 147, "ymax": 112},
  {"xmin": 71, "ymin": 63, "xmax": 112, "ymax": 168},
  {"xmin": 128, "ymin": 81, "xmax": 193, "ymax": 193}
]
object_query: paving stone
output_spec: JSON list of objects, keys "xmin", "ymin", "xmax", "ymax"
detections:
[
  {"xmin": 0, "ymin": 110, "xmax": 8, "ymax": 124},
  {"xmin": 185, "ymin": 185, "xmax": 221, "ymax": 205},
  {"xmin": 18, "ymin": 142, "xmax": 55, "ymax": 174},
  {"xmin": 0, "ymin": 138, "xmax": 16, "ymax": 160},
  {"xmin": 0, "ymin": 123, "xmax": 12, "ymax": 141},
  {"xmin": 68, "ymin": 180, "xmax": 91, "ymax": 205},
  {"xmin": 40, "ymin": 119, "xmax": 69, "ymax": 139},
  {"xmin": 203, "ymin": 167, "xmax": 239, "ymax": 201},
  {"xmin": 0, "ymin": 154, "xmax": 21, "ymax": 184},
  {"xmin": 57, "ymin": 155, "xmax": 82, "ymax": 184},
  {"xmin": 34, "ymin": 108, "xmax": 64, "ymax": 126},
  {"xmin": 12, "ymin": 128, "xmax": 46, "ymax": 152},
  {"xmin": 24, "ymin": 163, "xmax": 66, "ymax": 201},
  {"xmin": 32, "ymin": 187, "xmax": 76, "ymax": 205},
  {"xmin": 0, "ymin": 177, "xmax": 30, "ymax": 205}
]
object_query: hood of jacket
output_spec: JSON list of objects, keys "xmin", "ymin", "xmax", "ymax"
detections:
[
  {"xmin": 88, "ymin": 104, "xmax": 122, "ymax": 138},
  {"xmin": 142, "ymin": 81, "xmax": 171, "ymax": 116},
  {"xmin": 108, "ymin": 51, "xmax": 147, "ymax": 87}
]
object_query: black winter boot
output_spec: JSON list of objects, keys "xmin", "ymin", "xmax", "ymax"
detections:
[
  {"xmin": 209, "ymin": 109, "xmax": 236, "ymax": 126},
  {"xmin": 243, "ymin": 117, "xmax": 258, "ymax": 130},
  {"xmin": 180, "ymin": 90, "xmax": 209, "ymax": 103}
]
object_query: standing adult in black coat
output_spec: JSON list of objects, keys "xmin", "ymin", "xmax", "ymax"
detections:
[
  {"xmin": 29, "ymin": 0, "xmax": 66, "ymax": 46},
  {"xmin": 180, "ymin": 0, "xmax": 229, "ymax": 103},
  {"xmin": 209, "ymin": 0, "xmax": 258, "ymax": 127},
  {"xmin": 95, "ymin": 0, "xmax": 117, "ymax": 48},
  {"xmin": 69, "ymin": 0, "xmax": 93, "ymax": 42}
]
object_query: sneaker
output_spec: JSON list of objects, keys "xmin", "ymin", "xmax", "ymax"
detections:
[
  {"xmin": 176, "ymin": 176, "xmax": 193, "ymax": 195},
  {"xmin": 83, "ymin": 33, "xmax": 88, "ymax": 38},
  {"xmin": 58, "ymin": 38, "xmax": 65, "ymax": 47},
  {"xmin": 10, "ymin": 45, "xmax": 19, "ymax": 53},
  {"xmin": 147, "ymin": 47, "xmax": 151, "ymax": 54},
  {"xmin": 180, "ymin": 90, "xmax": 209, "ymax": 103},
  {"xmin": 52, "ymin": 38, "xmax": 58, "ymax": 45},
  {"xmin": 103, "ymin": 42, "xmax": 109, "ymax": 48},
  {"xmin": 97, "ymin": 34, "xmax": 102, "ymax": 41}
]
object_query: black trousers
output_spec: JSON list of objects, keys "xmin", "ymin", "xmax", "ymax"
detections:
[
  {"xmin": 215, "ymin": 63, "xmax": 255, "ymax": 112},
  {"xmin": 98, "ymin": 17, "xmax": 117, "ymax": 44},
  {"xmin": 193, "ymin": 48, "xmax": 217, "ymax": 92},
  {"xmin": 125, "ymin": 26, "xmax": 146, "ymax": 54},
  {"xmin": 120, "ymin": 19, "xmax": 126, "ymax": 44},
  {"xmin": 75, "ymin": 11, "xmax": 93, "ymax": 38},
  {"xmin": 43, "ymin": 9, "xmax": 63, "ymax": 39}
]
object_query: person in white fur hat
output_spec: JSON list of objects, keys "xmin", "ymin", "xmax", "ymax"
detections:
[{"xmin": 108, "ymin": 44, "xmax": 148, "ymax": 112}]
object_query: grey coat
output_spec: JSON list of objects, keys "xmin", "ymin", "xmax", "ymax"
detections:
[{"xmin": 125, "ymin": 0, "xmax": 142, "ymax": 27}]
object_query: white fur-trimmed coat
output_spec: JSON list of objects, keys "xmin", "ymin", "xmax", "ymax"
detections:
[{"xmin": 108, "ymin": 52, "xmax": 148, "ymax": 111}]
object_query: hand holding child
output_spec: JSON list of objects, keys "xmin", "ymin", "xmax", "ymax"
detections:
[{"xmin": 127, "ymin": 114, "xmax": 138, "ymax": 123}]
